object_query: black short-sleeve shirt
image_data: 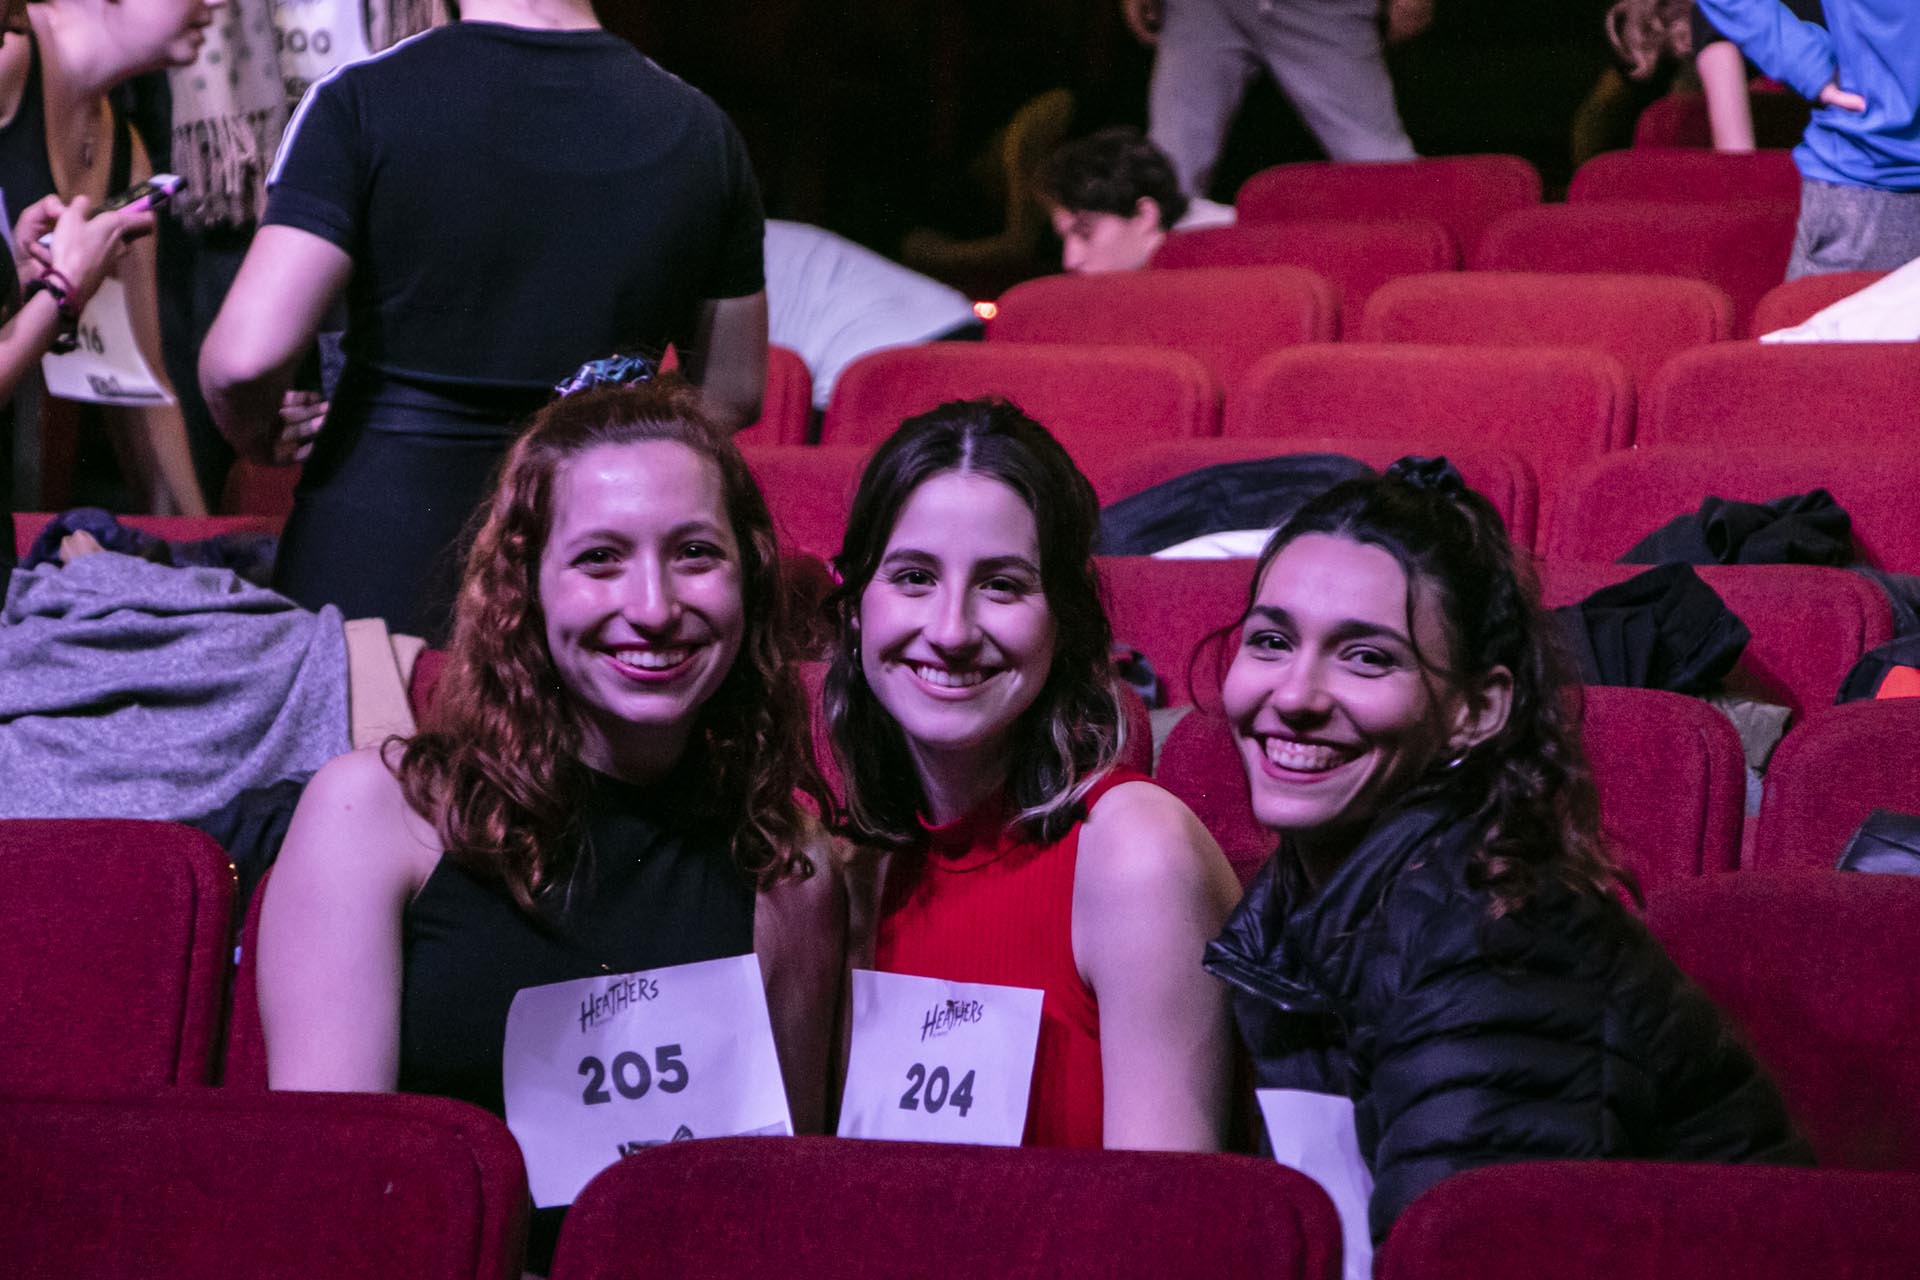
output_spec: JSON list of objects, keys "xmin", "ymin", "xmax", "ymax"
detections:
[{"xmin": 264, "ymin": 22, "xmax": 764, "ymax": 393}]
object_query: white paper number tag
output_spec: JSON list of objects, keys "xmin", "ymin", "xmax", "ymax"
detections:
[
  {"xmin": 502, "ymin": 953, "xmax": 792, "ymax": 1208},
  {"xmin": 39, "ymin": 278, "xmax": 174, "ymax": 407},
  {"xmin": 836, "ymin": 969, "xmax": 1043, "ymax": 1146},
  {"xmin": 1258, "ymin": 1089, "xmax": 1375, "ymax": 1280}
]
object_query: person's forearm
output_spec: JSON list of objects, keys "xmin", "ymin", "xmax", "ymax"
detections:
[
  {"xmin": 1698, "ymin": 41, "xmax": 1758, "ymax": 152},
  {"xmin": 1692, "ymin": 0, "xmax": 1836, "ymax": 101},
  {"xmin": 0, "ymin": 292, "xmax": 67, "ymax": 404},
  {"xmin": 202, "ymin": 353, "xmax": 298, "ymax": 464}
]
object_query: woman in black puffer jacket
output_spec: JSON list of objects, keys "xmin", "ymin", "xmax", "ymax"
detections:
[{"xmin": 1204, "ymin": 458, "xmax": 1810, "ymax": 1247}]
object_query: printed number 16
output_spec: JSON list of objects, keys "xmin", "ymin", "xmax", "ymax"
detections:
[
  {"xmin": 579, "ymin": 1044, "xmax": 689, "ymax": 1105},
  {"xmin": 899, "ymin": 1063, "xmax": 976, "ymax": 1117}
]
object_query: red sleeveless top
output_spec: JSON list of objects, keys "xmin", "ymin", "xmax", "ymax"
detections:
[{"xmin": 873, "ymin": 768, "xmax": 1154, "ymax": 1148}]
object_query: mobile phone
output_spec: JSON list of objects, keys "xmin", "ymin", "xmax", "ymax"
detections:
[{"xmin": 36, "ymin": 174, "xmax": 181, "ymax": 247}]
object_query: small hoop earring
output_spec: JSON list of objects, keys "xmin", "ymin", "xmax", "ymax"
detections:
[{"xmin": 1444, "ymin": 749, "xmax": 1469, "ymax": 772}]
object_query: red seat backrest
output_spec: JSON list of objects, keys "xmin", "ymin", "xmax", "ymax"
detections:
[
  {"xmin": 223, "ymin": 868, "xmax": 271, "ymax": 1090},
  {"xmin": 1154, "ymin": 687, "xmax": 1740, "ymax": 894},
  {"xmin": 2, "ymin": 1092, "xmax": 529, "ymax": 1279},
  {"xmin": 1537, "ymin": 561, "xmax": 1892, "ymax": 718},
  {"xmin": 1358, "ymin": 271, "xmax": 1732, "ymax": 389},
  {"xmin": 1569, "ymin": 148, "xmax": 1802, "ymax": 206},
  {"xmin": 12, "ymin": 512, "xmax": 286, "ymax": 557},
  {"xmin": 742, "ymin": 444, "xmax": 873, "ymax": 560},
  {"xmin": 1093, "ymin": 437, "xmax": 1540, "ymax": 553},
  {"xmin": 1753, "ymin": 700, "xmax": 1920, "ymax": 871},
  {"xmin": 1639, "ymin": 341, "xmax": 1920, "ymax": 448},
  {"xmin": 1548, "ymin": 446, "xmax": 1920, "ymax": 571},
  {"xmin": 1227, "ymin": 343, "xmax": 1629, "ymax": 536},
  {"xmin": 1633, "ymin": 86, "xmax": 1812, "ymax": 150},
  {"xmin": 986, "ymin": 266, "xmax": 1336, "ymax": 391},
  {"xmin": 1151, "ymin": 218, "xmax": 1457, "ymax": 316},
  {"xmin": 731, "ymin": 344, "xmax": 815, "ymax": 446},
  {"xmin": 0, "ymin": 820, "xmax": 233, "ymax": 1093},
  {"xmin": 550, "ymin": 1136, "xmax": 1342, "ymax": 1280},
  {"xmin": 1235, "ymin": 154, "xmax": 1542, "ymax": 257},
  {"xmin": 1749, "ymin": 270, "xmax": 1888, "ymax": 336},
  {"xmin": 1100, "ymin": 556, "xmax": 1255, "ymax": 710},
  {"xmin": 1647, "ymin": 871, "xmax": 1920, "ymax": 1170},
  {"xmin": 1471, "ymin": 202, "xmax": 1797, "ymax": 332},
  {"xmin": 221, "ymin": 460, "xmax": 302, "ymax": 518},
  {"xmin": 1379, "ymin": 1161, "xmax": 1920, "ymax": 1280},
  {"xmin": 822, "ymin": 345, "xmax": 1219, "ymax": 498}
]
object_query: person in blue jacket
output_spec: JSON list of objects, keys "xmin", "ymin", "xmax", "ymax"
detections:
[{"xmin": 1693, "ymin": 0, "xmax": 1920, "ymax": 277}]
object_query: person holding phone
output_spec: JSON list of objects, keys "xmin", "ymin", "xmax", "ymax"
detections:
[
  {"xmin": 200, "ymin": 0, "xmax": 769, "ymax": 642},
  {"xmin": 0, "ymin": 194, "xmax": 151, "ymax": 403},
  {"xmin": 0, "ymin": 0, "xmax": 209, "ymax": 514}
]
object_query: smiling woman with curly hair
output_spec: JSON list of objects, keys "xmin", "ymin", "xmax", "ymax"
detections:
[{"xmin": 256, "ymin": 373, "xmax": 842, "ymax": 1272}]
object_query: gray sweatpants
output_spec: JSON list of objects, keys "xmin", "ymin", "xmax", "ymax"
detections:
[
  {"xmin": 1787, "ymin": 178, "xmax": 1920, "ymax": 280},
  {"xmin": 1147, "ymin": 0, "xmax": 1415, "ymax": 199}
]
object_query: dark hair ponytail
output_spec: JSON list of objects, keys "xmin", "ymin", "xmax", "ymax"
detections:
[{"xmin": 1249, "ymin": 457, "xmax": 1628, "ymax": 916}]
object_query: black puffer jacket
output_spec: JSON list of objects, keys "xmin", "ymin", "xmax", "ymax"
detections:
[{"xmin": 1205, "ymin": 800, "xmax": 1810, "ymax": 1243}]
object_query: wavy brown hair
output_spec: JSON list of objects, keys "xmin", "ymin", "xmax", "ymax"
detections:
[
  {"xmin": 1607, "ymin": 0, "xmax": 1694, "ymax": 78},
  {"xmin": 397, "ymin": 378, "xmax": 830, "ymax": 914},
  {"xmin": 823, "ymin": 398, "xmax": 1127, "ymax": 852},
  {"xmin": 1245, "ymin": 460, "xmax": 1630, "ymax": 917}
]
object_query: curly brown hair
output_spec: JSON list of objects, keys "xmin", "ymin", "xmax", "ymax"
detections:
[
  {"xmin": 397, "ymin": 378, "xmax": 830, "ymax": 914},
  {"xmin": 1607, "ymin": 0, "xmax": 1695, "ymax": 78},
  {"xmin": 1246, "ymin": 461, "xmax": 1632, "ymax": 917}
]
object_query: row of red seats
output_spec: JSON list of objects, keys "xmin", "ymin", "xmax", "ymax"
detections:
[{"xmin": 9, "ymin": 1093, "xmax": 1916, "ymax": 1279}]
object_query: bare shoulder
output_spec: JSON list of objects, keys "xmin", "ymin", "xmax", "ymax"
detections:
[
  {"xmin": 280, "ymin": 745, "xmax": 443, "ymax": 890},
  {"xmin": 1079, "ymin": 780, "xmax": 1231, "ymax": 895}
]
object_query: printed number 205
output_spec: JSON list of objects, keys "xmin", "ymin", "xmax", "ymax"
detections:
[
  {"xmin": 898, "ymin": 1063, "xmax": 976, "ymax": 1117},
  {"xmin": 579, "ymin": 1044, "xmax": 689, "ymax": 1105}
]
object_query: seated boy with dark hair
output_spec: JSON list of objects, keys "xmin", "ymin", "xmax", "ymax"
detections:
[{"xmin": 1035, "ymin": 127, "xmax": 1235, "ymax": 273}]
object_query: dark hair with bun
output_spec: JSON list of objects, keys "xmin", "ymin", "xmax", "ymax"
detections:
[{"xmin": 1246, "ymin": 457, "xmax": 1627, "ymax": 916}]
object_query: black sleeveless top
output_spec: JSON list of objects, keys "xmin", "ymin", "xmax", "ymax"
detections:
[
  {"xmin": 398, "ymin": 769, "xmax": 755, "ymax": 1270},
  {"xmin": 0, "ymin": 32, "xmax": 134, "ymax": 215}
]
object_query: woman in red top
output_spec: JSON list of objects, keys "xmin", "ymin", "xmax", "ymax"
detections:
[{"xmin": 824, "ymin": 398, "xmax": 1241, "ymax": 1150}]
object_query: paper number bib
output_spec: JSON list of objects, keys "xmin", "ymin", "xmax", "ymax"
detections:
[
  {"xmin": 836, "ymin": 970, "xmax": 1043, "ymax": 1146},
  {"xmin": 1257, "ymin": 1089, "xmax": 1376, "ymax": 1280},
  {"xmin": 502, "ymin": 954, "xmax": 792, "ymax": 1208},
  {"xmin": 39, "ymin": 279, "xmax": 173, "ymax": 407}
]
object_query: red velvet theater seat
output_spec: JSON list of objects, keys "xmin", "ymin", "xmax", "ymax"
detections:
[
  {"xmin": 1153, "ymin": 688, "xmax": 1742, "ymax": 893},
  {"xmin": 1378, "ymin": 1161, "xmax": 1920, "ymax": 1280},
  {"xmin": 1753, "ymin": 700, "xmax": 1920, "ymax": 872},
  {"xmin": 1, "ymin": 1091, "xmax": 529, "ymax": 1280},
  {"xmin": 1358, "ymin": 271, "xmax": 1732, "ymax": 389},
  {"xmin": 730, "ymin": 344, "xmax": 816, "ymax": 447},
  {"xmin": 548, "ymin": 1136, "xmax": 1342, "ymax": 1280},
  {"xmin": 0, "ymin": 821, "xmax": 232, "ymax": 1093},
  {"xmin": 1235, "ymin": 154, "xmax": 1542, "ymax": 258},
  {"xmin": 1226, "ymin": 343, "xmax": 1630, "ymax": 534},
  {"xmin": 1749, "ymin": 270, "xmax": 1888, "ymax": 336},
  {"xmin": 222, "ymin": 868, "xmax": 271, "ymax": 1090},
  {"xmin": 1092, "ymin": 439, "xmax": 1538, "ymax": 553},
  {"xmin": 742, "ymin": 444, "xmax": 872, "ymax": 560},
  {"xmin": 986, "ymin": 266, "xmax": 1336, "ymax": 391},
  {"xmin": 221, "ymin": 459, "xmax": 302, "ymax": 517},
  {"xmin": 12, "ymin": 512, "xmax": 285, "ymax": 557},
  {"xmin": 1633, "ymin": 85, "xmax": 1811, "ymax": 151},
  {"xmin": 1647, "ymin": 871, "xmax": 1920, "ymax": 1170},
  {"xmin": 1537, "ymin": 562, "xmax": 1893, "ymax": 719},
  {"xmin": 1568, "ymin": 148, "xmax": 1802, "ymax": 206},
  {"xmin": 823, "ymin": 344, "xmax": 1219, "ymax": 499},
  {"xmin": 1151, "ymin": 219, "xmax": 1457, "ymax": 316},
  {"xmin": 1638, "ymin": 341, "xmax": 1920, "ymax": 449},
  {"xmin": 1548, "ymin": 446, "xmax": 1920, "ymax": 572},
  {"xmin": 1099, "ymin": 556, "xmax": 1254, "ymax": 710},
  {"xmin": 1471, "ymin": 201, "xmax": 1797, "ymax": 332}
]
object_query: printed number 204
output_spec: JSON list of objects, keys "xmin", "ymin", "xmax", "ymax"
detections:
[
  {"xmin": 898, "ymin": 1063, "xmax": 976, "ymax": 1117},
  {"xmin": 579, "ymin": 1044, "xmax": 689, "ymax": 1105}
]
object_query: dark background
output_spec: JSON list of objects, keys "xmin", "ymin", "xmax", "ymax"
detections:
[{"xmin": 596, "ymin": 0, "xmax": 1636, "ymax": 254}]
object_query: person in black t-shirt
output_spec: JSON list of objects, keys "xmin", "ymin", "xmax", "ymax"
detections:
[{"xmin": 199, "ymin": 0, "xmax": 769, "ymax": 641}]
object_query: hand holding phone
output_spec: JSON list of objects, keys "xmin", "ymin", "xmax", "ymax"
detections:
[{"xmin": 35, "ymin": 174, "xmax": 180, "ymax": 249}]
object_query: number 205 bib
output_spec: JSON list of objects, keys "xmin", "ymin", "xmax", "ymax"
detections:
[
  {"xmin": 836, "ymin": 970, "xmax": 1043, "ymax": 1146},
  {"xmin": 502, "ymin": 954, "xmax": 792, "ymax": 1208}
]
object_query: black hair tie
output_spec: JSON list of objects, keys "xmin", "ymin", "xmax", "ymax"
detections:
[
  {"xmin": 553, "ymin": 352, "xmax": 661, "ymax": 398},
  {"xmin": 1386, "ymin": 455, "xmax": 1468, "ymax": 500}
]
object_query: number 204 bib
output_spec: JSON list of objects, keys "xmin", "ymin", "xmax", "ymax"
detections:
[
  {"xmin": 502, "ymin": 954, "xmax": 792, "ymax": 1208},
  {"xmin": 836, "ymin": 970, "xmax": 1043, "ymax": 1146}
]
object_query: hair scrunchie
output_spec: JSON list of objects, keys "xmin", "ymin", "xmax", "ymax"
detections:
[
  {"xmin": 1386, "ymin": 454, "xmax": 1469, "ymax": 501},
  {"xmin": 553, "ymin": 352, "xmax": 661, "ymax": 398}
]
